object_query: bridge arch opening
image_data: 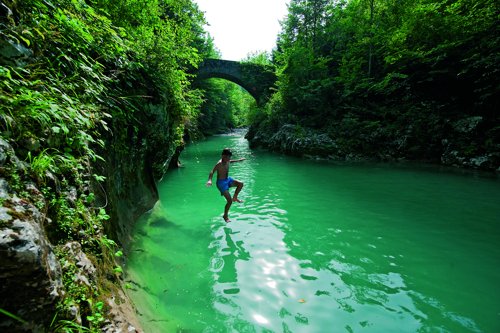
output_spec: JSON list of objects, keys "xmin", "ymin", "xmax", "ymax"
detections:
[
  {"xmin": 195, "ymin": 59, "xmax": 277, "ymax": 107},
  {"xmin": 193, "ymin": 77, "xmax": 257, "ymax": 134},
  {"xmin": 197, "ymin": 72, "xmax": 259, "ymax": 103}
]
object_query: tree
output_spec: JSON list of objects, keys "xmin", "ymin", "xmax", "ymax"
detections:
[{"xmin": 249, "ymin": 0, "xmax": 499, "ymax": 167}]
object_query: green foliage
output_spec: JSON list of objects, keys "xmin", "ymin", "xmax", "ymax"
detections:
[
  {"xmin": 252, "ymin": 0, "xmax": 498, "ymax": 163},
  {"xmin": 242, "ymin": 51, "xmax": 273, "ymax": 66},
  {"xmin": 195, "ymin": 78, "xmax": 256, "ymax": 135},
  {"xmin": 50, "ymin": 318, "xmax": 90, "ymax": 333},
  {"xmin": 0, "ymin": 308, "xmax": 27, "ymax": 325},
  {"xmin": 1, "ymin": 0, "xmax": 210, "ymax": 330},
  {"xmin": 86, "ymin": 300, "xmax": 105, "ymax": 327},
  {"xmin": 54, "ymin": 248, "xmax": 105, "ymax": 333}
]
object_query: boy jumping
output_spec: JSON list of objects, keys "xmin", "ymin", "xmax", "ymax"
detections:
[{"xmin": 206, "ymin": 148, "xmax": 245, "ymax": 222}]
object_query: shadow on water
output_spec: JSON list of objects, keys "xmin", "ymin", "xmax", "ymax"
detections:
[
  {"xmin": 212, "ymin": 226, "xmax": 251, "ymax": 289},
  {"xmin": 148, "ymin": 216, "xmax": 178, "ymax": 229},
  {"xmin": 223, "ymin": 226, "xmax": 251, "ymax": 261}
]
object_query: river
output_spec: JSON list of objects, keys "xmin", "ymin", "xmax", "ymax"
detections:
[{"xmin": 125, "ymin": 132, "xmax": 500, "ymax": 333}]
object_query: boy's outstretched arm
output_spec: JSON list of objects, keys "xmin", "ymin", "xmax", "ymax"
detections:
[{"xmin": 230, "ymin": 158, "xmax": 246, "ymax": 163}]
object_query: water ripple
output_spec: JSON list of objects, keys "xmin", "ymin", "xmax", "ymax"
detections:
[{"xmin": 126, "ymin": 133, "xmax": 499, "ymax": 333}]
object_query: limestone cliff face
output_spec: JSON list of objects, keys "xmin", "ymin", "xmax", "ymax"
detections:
[
  {"xmin": 0, "ymin": 140, "xmax": 63, "ymax": 332},
  {"xmin": 0, "ymin": 1, "xmax": 181, "ymax": 331},
  {"xmin": 100, "ymin": 104, "xmax": 177, "ymax": 248},
  {"xmin": 102, "ymin": 136, "xmax": 159, "ymax": 248},
  {"xmin": 0, "ymin": 120, "xmax": 172, "ymax": 331},
  {"xmin": 0, "ymin": 28, "xmax": 178, "ymax": 333},
  {"xmin": 0, "ymin": 42, "xmax": 176, "ymax": 330}
]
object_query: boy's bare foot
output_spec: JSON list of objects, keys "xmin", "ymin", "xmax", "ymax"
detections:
[
  {"xmin": 233, "ymin": 198, "xmax": 243, "ymax": 203},
  {"xmin": 223, "ymin": 215, "xmax": 231, "ymax": 223}
]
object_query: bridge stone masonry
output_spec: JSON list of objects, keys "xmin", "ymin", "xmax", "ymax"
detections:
[{"xmin": 195, "ymin": 58, "xmax": 277, "ymax": 105}]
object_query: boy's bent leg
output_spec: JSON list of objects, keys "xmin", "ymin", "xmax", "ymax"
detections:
[
  {"xmin": 222, "ymin": 191, "xmax": 232, "ymax": 222},
  {"xmin": 231, "ymin": 180, "xmax": 244, "ymax": 203}
]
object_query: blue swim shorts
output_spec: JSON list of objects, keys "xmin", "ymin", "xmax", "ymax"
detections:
[{"xmin": 216, "ymin": 177, "xmax": 234, "ymax": 195}]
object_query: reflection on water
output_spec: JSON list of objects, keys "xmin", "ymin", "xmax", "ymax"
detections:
[{"xmin": 126, "ymin": 133, "xmax": 500, "ymax": 333}]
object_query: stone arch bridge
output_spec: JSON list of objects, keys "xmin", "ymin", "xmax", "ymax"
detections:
[{"xmin": 195, "ymin": 59, "xmax": 277, "ymax": 105}]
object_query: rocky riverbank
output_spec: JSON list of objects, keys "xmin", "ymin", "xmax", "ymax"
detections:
[{"xmin": 246, "ymin": 116, "xmax": 500, "ymax": 172}]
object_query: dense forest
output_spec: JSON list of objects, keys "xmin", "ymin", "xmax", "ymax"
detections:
[
  {"xmin": 0, "ymin": 0, "xmax": 498, "ymax": 331},
  {"xmin": 246, "ymin": 0, "xmax": 499, "ymax": 170}
]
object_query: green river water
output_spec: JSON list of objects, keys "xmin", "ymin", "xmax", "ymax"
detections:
[{"xmin": 125, "ymin": 132, "xmax": 500, "ymax": 333}]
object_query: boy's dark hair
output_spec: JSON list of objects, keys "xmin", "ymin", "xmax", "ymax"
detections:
[{"xmin": 221, "ymin": 148, "xmax": 232, "ymax": 156}]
